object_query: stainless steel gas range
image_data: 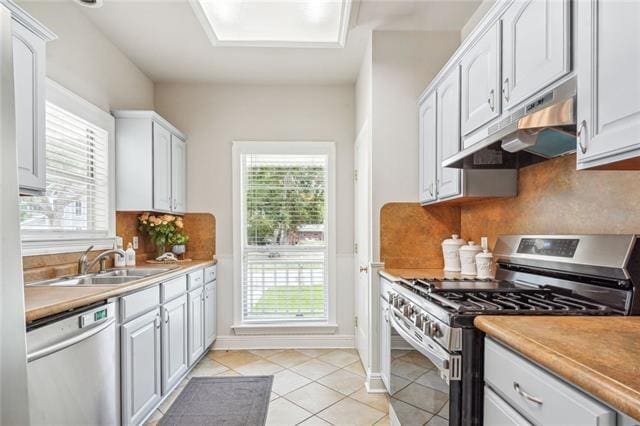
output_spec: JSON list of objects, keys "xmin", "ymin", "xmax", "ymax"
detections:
[{"xmin": 382, "ymin": 235, "xmax": 640, "ymax": 426}]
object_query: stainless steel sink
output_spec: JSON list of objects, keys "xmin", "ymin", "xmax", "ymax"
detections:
[
  {"xmin": 30, "ymin": 276, "xmax": 140, "ymax": 286},
  {"xmin": 97, "ymin": 268, "xmax": 172, "ymax": 278},
  {"xmin": 28, "ymin": 267, "xmax": 173, "ymax": 287}
]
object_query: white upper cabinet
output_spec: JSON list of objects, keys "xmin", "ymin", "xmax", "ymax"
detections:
[
  {"xmin": 114, "ymin": 111, "xmax": 187, "ymax": 214},
  {"xmin": 6, "ymin": 1, "xmax": 56, "ymax": 194},
  {"xmin": 461, "ymin": 23, "xmax": 501, "ymax": 139},
  {"xmin": 437, "ymin": 66, "xmax": 461, "ymax": 199},
  {"xmin": 418, "ymin": 91, "xmax": 437, "ymax": 204},
  {"xmin": 576, "ymin": 0, "xmax": 640, "ymax": 170},
  {"xmin": 171, "ymin": 135, "xmax": 186, "ymax": 213},
  {"xmin": 153, "ymin": 123, "xmax": 172, "ymax": 212},
  {"xmin": 502, "ymin": 0, "xmax": 570, "ymax": 110}
]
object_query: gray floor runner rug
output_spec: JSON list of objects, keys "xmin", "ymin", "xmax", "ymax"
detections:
[{"xmin": 159, "ymin": 376, "xmax": 273, "ymax": 426}]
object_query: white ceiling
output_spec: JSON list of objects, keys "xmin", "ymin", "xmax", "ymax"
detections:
[{"xmin": 74, "ymin": 0, "xmax": 481, "ymax": 84}]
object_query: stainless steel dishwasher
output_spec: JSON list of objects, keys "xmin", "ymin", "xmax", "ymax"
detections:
[{"xmin": 26, "ymin": 301, "xmax": 118, "ymax": 425}]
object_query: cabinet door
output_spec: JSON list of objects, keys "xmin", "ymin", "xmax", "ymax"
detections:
[
  {"xmin": 171, "ymin": 135, "xmax": 186, "ymax": 213},
  {"xmin": 121, "ymin": 309, "xmax": 162, "ymax": 426},
  {"xmin": 153, "ymin": 122, "xmax": 172, "ymax": 212},
  {"xmin": 187, "ymin": 287, "xmax": 205, "ymax": 366},
  {"xmin": 161, "ymin": 294, "xmax": 188, "ymax": 393},
  {"xmin": 204, "ymin": 282, "xmax": 217, "ymax": 349},
  {"xmin": 502, "ymin": 0, "xmax": 570, "ymax": 110},
  {"xmin": 379, "ymin": 300, "xmax": 391, "ymax": 392},
  {"xmin": 419, "ymin": 92, "xmax": 437, "ymax": 204},
  {"xmin": 460, "ymin": 23, "xmax": 501, "ymax": 137},
  {"xmin": 13, "ymin": 22, "xmax": 46, "ymax": 193},
  {"xmin": 577, "ymin": 0, "xmax": 640, "ymax": 169},
  {"xmin": 437, "ymin": 67, "xmax": 461, "ymax": 200}
]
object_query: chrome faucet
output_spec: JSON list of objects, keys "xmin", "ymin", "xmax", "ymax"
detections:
[{"xmin": 78, "ymin": 245, "xmax": 127, "ymax": 275}]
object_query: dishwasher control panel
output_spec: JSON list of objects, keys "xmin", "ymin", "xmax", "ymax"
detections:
[{"xmin": 79, "ymin": 305, "xmax": 113, "ymax": 328}]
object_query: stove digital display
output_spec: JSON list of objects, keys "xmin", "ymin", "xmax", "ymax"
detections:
[{"xmin": 517, "ymin": 238, "xmax": 579, "ymax": 258}]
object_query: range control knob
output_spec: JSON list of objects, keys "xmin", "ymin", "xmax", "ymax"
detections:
[
  {"xmin": 402, "ymin": 304, "xmax": 413, "ymax": 317},
  {"xmin": 422, "ymin": 319, "xmax": 432, "ymax": 335},
  {"xmin": 428, "ymin": 321, "xmax": 442, "ymax": 338},
  {"xmin": 393, "ymin": 296, "xmax": 404, "ymax": 309},
  {"xmin": 414, "ymin": 315, "xmax": 423, "ymax": 329}
]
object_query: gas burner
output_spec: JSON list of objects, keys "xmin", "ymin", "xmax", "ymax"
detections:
[{"xmin": 427, "ymin": 289, "xmax": 612, "ymax": 314}]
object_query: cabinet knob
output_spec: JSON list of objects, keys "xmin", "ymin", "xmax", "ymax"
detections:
[
  {"xmin": 359, "ymin": 265, "xmax": 368, "ymax": 273},
  {"xmin": 487, "ymin": 89, "xmax": 495, "ymax": 112},
  {"xmin": 577, "ymin": 120, "xmax": 588, "ymax": 154},
  {"xmin": 502, "ymin": 77, "xmax": 510, "ymax": 102}
]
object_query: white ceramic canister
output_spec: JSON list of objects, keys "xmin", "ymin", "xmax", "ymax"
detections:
[
  {"xmin": 442, "ymin": 234, "xmax": 467, "ymax": 272},
  {"xmin": 459, "ymin": 242, "xmax": 483, "ymax": 276},
  {"xmin": 476, "ymin": 249, "xmax": 494, "ymax": 279}
]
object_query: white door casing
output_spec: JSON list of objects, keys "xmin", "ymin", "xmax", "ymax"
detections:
[{"xmin": 354, "ymin": 121, "xmax": 371, "ymax": 371}]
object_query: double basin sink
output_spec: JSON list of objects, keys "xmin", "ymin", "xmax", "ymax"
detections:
[{"xmin": 29, "ymin": 268, "xmax": 174, "ymax": 287}]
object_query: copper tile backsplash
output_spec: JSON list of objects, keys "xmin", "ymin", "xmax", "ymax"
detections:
[
  {"xmin": 380, "ymin": 154, "xmax": 640, "ymax": 269},
  {"xmin": 23, "ymin": 212, "xmax": 216, "ymax": 284},
  {"xmin": 461, "ymin": 154, "xmax": 640, "ymax": 248},
  {"xmin": 380, "ymin": 202, "xmax": 460, "ymax": 268}
]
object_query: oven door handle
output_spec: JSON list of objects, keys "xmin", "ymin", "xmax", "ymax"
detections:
[{"xmin": 388, "ymin": 309, "xmax": 451, "ymax": 372}]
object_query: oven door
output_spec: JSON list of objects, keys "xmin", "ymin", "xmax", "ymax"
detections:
[{"xmin": 388, "ymin": 308, "xmax": 459, "ymax": 426}]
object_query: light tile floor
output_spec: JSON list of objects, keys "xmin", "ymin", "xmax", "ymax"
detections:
[{"xmin": 146, "ymin": 348, "xmax": 449, "ymax": 426}]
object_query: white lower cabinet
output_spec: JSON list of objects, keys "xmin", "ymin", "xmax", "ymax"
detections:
[
  {"xmin": 161, "ymin": 294, "xmax": 188, "ymax": 393},
  {"xmin": 204, "ymin": 281, "xmax": 217, "ymax": 348},
  {"xmin": 484, "ymin": 338, "xmax": 616, "ymax": 426},
  {"xmin": 188, "ymin": 286, "xmax": 205, "ymax": 366},
  {"xmin": 121, "ymin": 308, "xmax": 162, "ymax": 426}
]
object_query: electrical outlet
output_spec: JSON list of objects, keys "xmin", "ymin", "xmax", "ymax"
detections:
[{"xmin": 132, "ymin": 236, "xmax": 139, "ymax": 250}]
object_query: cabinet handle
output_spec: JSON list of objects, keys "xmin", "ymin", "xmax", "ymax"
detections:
[
  {"xmin": 487, "ymin": 89, "xmax": 495, "ymax": 111},
  {"xmin": 155, "ymin": 314, "xmax": 161, "ymax": 329},
  {"xmin": 502, "ymin": 77, "xmax": 510, "ymax": 102},
  {"xmin": 164, "ymin": 307, "xmax": 169, "ymax": 324},
  {"xmin": 513, "ymin": 382, "xmax": 543, "ymax": 406},
  {"xmin": 428, "ymin": 182, "xmax": 434, "ymax": 197},
  {"xmin": 577, "ymin": 120, "xmax": 587, "ymax": 154}
]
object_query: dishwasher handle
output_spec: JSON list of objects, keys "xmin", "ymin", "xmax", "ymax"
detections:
[{"xmin": 27, "ymin": 318, "xmax": 116, "ymax": 363}]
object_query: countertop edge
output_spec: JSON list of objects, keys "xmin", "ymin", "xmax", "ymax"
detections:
[
  {"xmin": 25, "ymin": 259, "xmax": 217, "ymax": 323},
  {"xmin": 475, "ymin": 316, "xmax": 640, "ymax": 421}
]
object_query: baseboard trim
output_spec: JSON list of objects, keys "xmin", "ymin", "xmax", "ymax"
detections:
[
  {"xmin": 365, "ymin": 372, "xmax": 387, "ymax": 393},
  {"xmin": 212, "ymin": 334, "xmax": 355, "ymax": 350}
]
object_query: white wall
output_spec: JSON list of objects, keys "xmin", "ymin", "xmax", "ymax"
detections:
[
  {"xmin": 461, "ymin": 0, "xmax": 496, "ymax": 42},
  {"xmin": 18, "ymin": 1, "xmax": 154, "ymax": 112},
  {"xmin": 370, "ymin": 30, "xmax": 460, "ymax": 262},
  {"xmin": 154, "ymin": 83, "xmax": 356, "ymax": 341}
]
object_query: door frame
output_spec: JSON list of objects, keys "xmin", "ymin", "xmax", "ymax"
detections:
[{"xmin": 354, "ymin": 120, "xmax": 372, "ymax": 372}]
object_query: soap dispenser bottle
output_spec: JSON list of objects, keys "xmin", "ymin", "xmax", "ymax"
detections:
[
  {"xmin": 114, "ymin": 236, "xmax": 126, "ymax": 267},
  {"xmin": 125, "ymin": 243, "xmax": 136, "ymax": 266}
]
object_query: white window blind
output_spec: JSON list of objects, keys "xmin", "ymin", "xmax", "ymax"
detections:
[
  {"xmin": 241, "ymin": 153, "xmax": 328, "ymax": 322},
  {"xmin": 20, "ymin": 101, "xmax": 110, "ymax": 239}
]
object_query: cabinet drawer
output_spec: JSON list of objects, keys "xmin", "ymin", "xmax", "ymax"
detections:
[
  {"xmin": 204, "ymin": 266, "xmax": 216, "ymax": 283},
  {"xmin": 121, "ymin": 285, "xmax": 160, "ymax": 323},
  {"xmin": 485, "ymin": 338, "xmax": 616, "ymax": 426},
  {"xmin": 161, "ymin": 275, "xmax": 187, "ymax": 303},
  {"xmin": 187, "ymin": 269, "xmax": 204, "ymax": 289},
  {"xmin": 484, "ymin": 386, "xmax": 532, "ymax": 426}
]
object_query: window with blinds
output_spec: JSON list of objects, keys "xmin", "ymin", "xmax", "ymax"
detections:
[
  {"xmin": 19, "ymin": 101, "xmax": 110, "ymax": 239},
  {"xmin": 241, "ymin": 153, "xmax": 329, "ymax": 322}
]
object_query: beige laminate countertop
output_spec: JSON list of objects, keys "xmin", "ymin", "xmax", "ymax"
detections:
[
  {"xmin": 475, "ymin": 316, "xmax": 640, "ymax": 421},
  {"xmin": 25, "ymin": 259, "xmax": 217, "ymax": 323}
]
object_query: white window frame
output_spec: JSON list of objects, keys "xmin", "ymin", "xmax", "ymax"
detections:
[
  {"xmin": 231, "ymin": 141, "xmax": 337, "ymax": 334},
  {"xmin": 20, "ymin": 80, "xmax": 116, "ymax": 256}
]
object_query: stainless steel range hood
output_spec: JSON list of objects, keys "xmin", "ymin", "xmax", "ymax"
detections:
[{"xmin": 443, "ymin": 78, "xmax": 577, "ymax": 169}]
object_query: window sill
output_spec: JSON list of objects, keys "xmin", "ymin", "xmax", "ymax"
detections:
[{"xmin": 231, "ymin": 322, "xmax": 339, "ymax": 336}]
